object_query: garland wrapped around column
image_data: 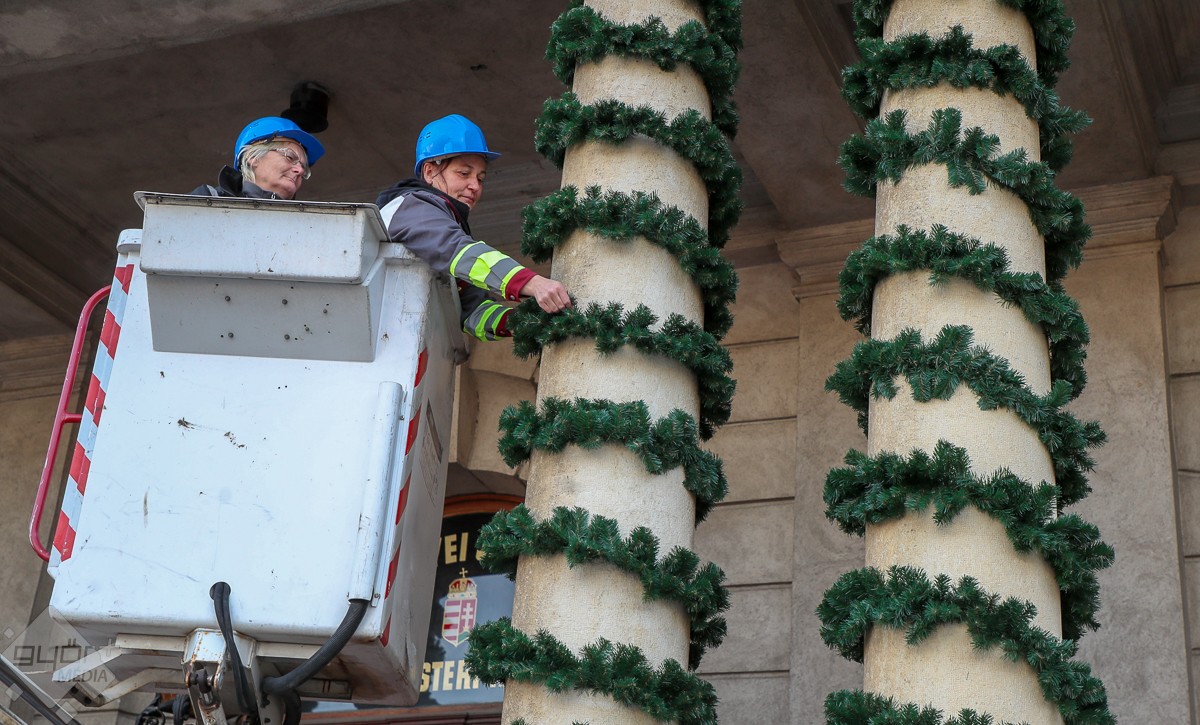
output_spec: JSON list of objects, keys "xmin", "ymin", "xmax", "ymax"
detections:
[
  {"xmin": 819, "ymin": 1, "xmax": 1115, "ymax": 724},
  {"xmin": 464, "ymin": 1, "xmax": 742, "ymax": 723}
]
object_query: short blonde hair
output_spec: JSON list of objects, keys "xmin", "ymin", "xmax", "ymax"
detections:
[{"xmin": 239, "ymin": 138, "xmax": 306, "ymax": 182}]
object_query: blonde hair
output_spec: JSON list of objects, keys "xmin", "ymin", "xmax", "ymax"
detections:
[{"xmin": 239, "ymin": 138, "xmax": 305, "ymax": 182}]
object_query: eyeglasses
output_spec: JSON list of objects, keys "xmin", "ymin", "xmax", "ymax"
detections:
[{"xmin": 270, "ymin": 147, "xmax": 311, "ymax": 179}]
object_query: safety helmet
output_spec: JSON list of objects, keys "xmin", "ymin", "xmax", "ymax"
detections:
[
  {"xmin": 413, "ymin": 114, "xmax": 500, "ymax": 177},
  {"xmin": 233, "ymin": 116, "xmax": 325, "ymax": 168}
]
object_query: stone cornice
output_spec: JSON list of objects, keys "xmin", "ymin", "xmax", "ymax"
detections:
[{"xmin": 775, "ymin": 176, "xmax": 1181, "ymax": 298}]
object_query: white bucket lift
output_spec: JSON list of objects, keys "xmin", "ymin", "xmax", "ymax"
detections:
[{"xmin": 29, "ymin": 193, "xmax": 468, "ymax": 725}]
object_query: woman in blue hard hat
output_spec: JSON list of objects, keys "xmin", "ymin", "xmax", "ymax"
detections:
[
  {"xmin": 376, "ymin": 114, "xmax": 571, "ymax": 341},
  {"xmin": 190, "ymin": 117, "xmax": 324, "ymax": 200}
]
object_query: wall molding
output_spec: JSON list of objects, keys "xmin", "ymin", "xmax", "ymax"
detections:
[{"xmin": 775, "ymin": 176, "xmax": 1182, "ymax": 299}]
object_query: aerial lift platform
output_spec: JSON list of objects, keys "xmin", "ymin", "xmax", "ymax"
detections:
[{"xmin": 27, "ymin": 193, "xmax": 467, "ymax": 725}]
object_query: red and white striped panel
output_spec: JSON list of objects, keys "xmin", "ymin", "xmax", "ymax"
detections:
[
  {"xmin": 382, "ymin": 347, "xmax": 426, "ymax": 605},
  {"xmin": 51, "ymin": 264, "xmax": 134, "ymax": 567}
]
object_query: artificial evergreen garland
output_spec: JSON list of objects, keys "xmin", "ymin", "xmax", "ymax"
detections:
[
  {"xmin": 850, "ymin": 0, "xmax": 1076, "ymax": 84},
  {"xmin": 498, "ymin": 397, "xmax": 728, "ymax": 522},
  {"xmin": 823, "ymin": 1, "xmax": 1111, "ymax": 723},
  {"xmin": 485, "ymin": 2, "xmax": 742, "ymax": 720},
  {"xmin": 546, "ymin": 3, "xmax": 741, "ymax": 135},
  {"xmin": 824, "ymin": 325, "xmax": 1105, "ymax": 507},
  {"xmin": 475, "ymin": 504, "xmax": 729, "ymax": 668},
  {"xmin": 838, "ymin": 107, "xmax": 1089, "ymax": 283},
  {"xmin": 509, "ymin": 301, "xmax": 735, "ymax": 437},
  {"xmin": 841, "ymin": 26, "xmax": 1090, "ymax": 171},
  {"xmin": 535, "ymin": 93, "xmax": 743, "ymax": 246},
  {"xmin": 836, "ymin": 224, "xmax": 1089, "ymax": 398},
  {"xmin": 818, "ymin": 567, "xmax": 1114, "ymax": 724},
  {"xmin": 519, "ymin": 185, "xmax": 739, "ymax": 334},
  {"xmin": 824, "ymin": 440, "xmax": 1113, "ymax": 640},
  {"xmin": 824, "ymin": 690, "xmax": 1023, "ymax": 725},
  {"xmin": 463, "ymin": 618, "xmax": 719, "ymax": 725}
]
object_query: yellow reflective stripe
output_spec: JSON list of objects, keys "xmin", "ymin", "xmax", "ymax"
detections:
[
  {"xmin": 472, "ymin": 302, "xmax": 504, "ymax": 341},
  {"xmin": 466, "ymin": 250, "xmax": 509, "ymax": 289},
  {"xmin": 449, "ymin": 241, "xmax": 487, "ymax": 279},
  {"xmin": 500, "ymin": 266, "xmax": 523, "ymax": 296}
]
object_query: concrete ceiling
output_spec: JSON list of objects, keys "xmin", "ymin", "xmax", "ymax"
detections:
[{"xmin": 0, "ymin": 0, "xmax": 1197, "ymax": 341}]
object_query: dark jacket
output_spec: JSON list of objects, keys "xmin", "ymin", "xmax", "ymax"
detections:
[
  {"xmin": 376, "ymin": 179, "xmax": 534, "ymax": 341},
  {"xmin": 189, "ymin": 166, "xmax": 285, "ymax": 199}
]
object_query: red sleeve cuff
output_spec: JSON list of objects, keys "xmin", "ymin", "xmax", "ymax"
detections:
[
  {"xmin": 504, "ymin": 268, "xmax": 537, "ymax": 301},
  {"xmin": 496, "ymin": 309, "xmax": 512, "ymax": 337}
]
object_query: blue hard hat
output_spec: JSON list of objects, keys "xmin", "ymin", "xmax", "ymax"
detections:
[
  {"xmin": 414, "ymin": 114, "xmax": 500, "ymax": 177},
  {"xmin": 233, "ymin": 116, "xmax": 325, "ymax": 167}
]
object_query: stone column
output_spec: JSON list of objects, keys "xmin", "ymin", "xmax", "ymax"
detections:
[
  {"xmin": 821, "ymin": 0, "xmax": 1112, "ymax": 723},
  {"xmin": 495, "ymin": 1, "xmax": 731, "ymax": 723},
  {"xmin": 864, "ymin": 4, "xmax": 1059, "ymax": 721}
]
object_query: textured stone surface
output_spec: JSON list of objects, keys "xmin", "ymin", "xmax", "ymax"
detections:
[
  {"xmin": 510, "ymin": 555, "xmax": 689, "ymax": 665},
  {"xmin": 694, "ymin": 501, "xmax": 792, "ymax": 586},
  {"xmin": 1065, "ymin": 251, "xmax": 1191, "ymax": 724},
  {"xmin": 727, "ymin": 339, "xmax": 799, "ymax": 422},
  {"xmin": 873, "ymin": 272, "xmax": 1052, "ymax": 393},
  {"xmin": 1174, "ymin": 376, "xmax": 1200, "ymax": 472},
  {"xmin": 868, "ymin": 383, "xmax": 1056, "ymax": 488},
  {"xmin": 882, "ymin": 87, "xmax": 1039, "ymax": 158},
  {"xmin": 503, "ymin": 680, "xmax": 660, "ymax": 725},
  {"xmin": 525, "ymin": 447, "xmax": 695, "ymax": 551},
  {"xmin": 698, "ymin": 583, "xmax": 791, "ymax": 673},
  {"xmin": 876, "ymin": 169, "xmax": 1046, "ymax": 276},
  {"xmin": 866, "ymin": 508, "xmax": 1062, "ymax": 635},
  {"xmin": 1179, "ymin": 471, "xmax": 1200, "ymax": 557},
  {"xmin": 707, "ymin": 672, "xmax": 790, "ymax": 725},
  {"xmin": 1167, "ymin": 284, "xmax": 1200, "ymax": 375},
  {"xmin": 574, "ymin": 55, "xmax": 709, "ymax": 121},
  {"xmin": 722, "ymin": 263, "xmax": 802, "ymax": 346},
  {"xmin": 538, "ymin": 340, "xmax": 698, "ymax": 420},
  {"xmin": 0, "ymin": 395, "xmax": 57, "ymax": 634},
  {"xmin": 865, "ymin": 625, "xmax": 1062, "ymax": 725},
  {"xmin": 883, "ymin": 0, "xmax": 1036, "ymax": 66},
  {"xmin": 707, "ymin": 418, "xmax": 797, "ymax": 502},
  {"xmin": 1163, "ymin": 206, "xmax": 1200, "ymax": 288}
]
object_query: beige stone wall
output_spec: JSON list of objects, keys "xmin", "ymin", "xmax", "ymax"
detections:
[
  {"xmin": 693, "ymin": 263, "xmax": 805, "ymax": 723},
  {"xmin": 1164, "ymin": 205, "xmax": 1200, "ymax": 722},
  {"xmin": 0, "ymin": 335, "xmax": 75, "ymax": 637}
]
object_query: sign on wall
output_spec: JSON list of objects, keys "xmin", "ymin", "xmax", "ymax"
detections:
[{"xmin": 415, "ymin": 495, "xmax": 519, "ymax": 707}]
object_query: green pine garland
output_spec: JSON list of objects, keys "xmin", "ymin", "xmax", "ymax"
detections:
[
  {"xmin": 842, "ymin": 26, "xmax": 1090, "ymax": 171},
  {"xmin": 838, "ymin": 107, "xmax": 1090, "ymax": 283},
  {"xmin": 850, "ymin": 0, "xmax": 1076, "ymax": 85},
  {"xmin": 519, "ymin": 185, "xmax": 739, "ymax": 335},
  {"xmin": 498, "ymin": 397, "xmax": 728, "ymax": 522},
  {"xmin": 836, "ymin": 224, "xmax": 1090, "ymax": 398},
  {"xmin": 464, "ymin": 618, "xmax": 719, "ymax": 725},
  {"xmin": 535, "ymin": 92, "xmax": 743, "ymax": 247},
  {"xmin": 818, "ymin": 567, "xmax": 1114, "ymax": 724},
  {"xmin": 547, "ymin": 3, "xmax": 741, "ymax": 135},
  {"xmin": 475, "ymin": 504, "xmax": 730, "ymax": 668},
  {"xmin": 488, "ymin": 2, "xmax": 742, "ymax": 718},
  {"xmin": 509, "ymin": 300, "xmax": 735, "ymax": 437},
  {"xmin": 824, "ymin": 325, "xmax": 1105, "ymax": 507},
  {"xmin": 824, "ymin": 440, "xmax": 1113, "ymax": 640},
  {"xmin": 825, "ymin": 690, "xmax": 1022, "ymax": 725}
]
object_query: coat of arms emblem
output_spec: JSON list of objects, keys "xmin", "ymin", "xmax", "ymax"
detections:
[{"xmin": 441, "ymin": 568, "xmax": 478, "ymax": 647}]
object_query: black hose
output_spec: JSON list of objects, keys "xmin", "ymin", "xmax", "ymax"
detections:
[
  {"xmin": 261, "ymin": 599, "xmax": 368, "ymax": 695},
  {"xmin": 208, "ymin": 582, "xmax": 259, "ymax": 721},
  {"xmin": 171, "ymin": 694, "xmax": 191, "ymax": 725},
  {"xmin": 280, "ymin": 689, "xmax": 302, "ymax": 725}
]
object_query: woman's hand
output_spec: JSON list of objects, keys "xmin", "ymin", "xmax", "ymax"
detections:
[{"xmin": 520, "ymin": 274, "xmax": 573, "ymax": 313}]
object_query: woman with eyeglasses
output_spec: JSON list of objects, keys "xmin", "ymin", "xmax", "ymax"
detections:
[
  {"xmin": 190, "ymin": 117, "xmax": 323, "ymax": 200},
  {"xmin": 376, "ymin": 114, "xmax": 571, "ymax": 342}
]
